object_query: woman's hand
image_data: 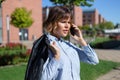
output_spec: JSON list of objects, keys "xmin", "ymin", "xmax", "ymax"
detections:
[
  {"xmin": 49, "ymin": 41, "xmax": 60, "ymax": 60},
  {"xmin": 70, "ymin": 24, "xmax": 87, "ymax": 46}
]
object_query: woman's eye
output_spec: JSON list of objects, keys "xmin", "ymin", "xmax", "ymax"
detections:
[
  {"xmin": 61, "ymin": 21, "xmax": 70, "ymax": 24},
  {"xmin": 61, "ymin": 21, "xmax": 66, "ymax": 23}
]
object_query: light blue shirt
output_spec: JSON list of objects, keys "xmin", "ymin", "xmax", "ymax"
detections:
[{"xmin": 41, "ymin": 34, "xmax": 99, "ymax": 80}]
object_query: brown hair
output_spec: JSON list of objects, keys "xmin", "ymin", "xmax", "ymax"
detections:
[{"xmin": 43, "ymin": 6, "xmax": 72, "ymax": 33}]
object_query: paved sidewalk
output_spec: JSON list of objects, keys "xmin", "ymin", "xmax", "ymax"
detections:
[
  {"xmin": 95, "ymin": 49, "xmax": 120, "ymax": 62},
  {"xmin": 97, "ymin": 67, "xmax": 120, "ymax": 80},
  {"xmin": 95, "ymin": 49, "xmax": 120, "ymax": 80}
]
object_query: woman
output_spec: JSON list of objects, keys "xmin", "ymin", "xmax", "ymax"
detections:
[{"xmin": 42, "ymin": 6, "xmax": 99, "ymax": 80}]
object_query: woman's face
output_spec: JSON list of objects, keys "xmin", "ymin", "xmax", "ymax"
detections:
[{"xmin": 53, "ymin": 18, "xmax": 71, "ymax": 38}]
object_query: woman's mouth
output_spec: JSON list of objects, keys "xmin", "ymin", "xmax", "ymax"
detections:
[{"xmin": 63, "ymin": 30, "xmax": 68, "ymax": 34}]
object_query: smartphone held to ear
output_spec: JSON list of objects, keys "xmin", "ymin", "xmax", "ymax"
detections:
[{"xmin": 70, "ymin": 26, "xmax": 76, "ymax": 36}]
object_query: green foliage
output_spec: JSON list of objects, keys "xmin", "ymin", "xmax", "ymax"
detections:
[
  {"xmin": 10, "ymin": 7, "xmax": 34, "ymax": 29},
  {"xmin": 0, "ymin": 43, "xmax": 30, "ymax": 66},
  {"xmin": 0, "ymin": 43, "xmax": 27, "ymax": 55},
  {"xmin": 90, "ymin": 37, "xmax": 111, "ymax": 45},
  {"xmin": 90, "ymin": 37, "xmax": 113, "ymax": 48},
  {"xmin": 80, "ymin": 25, "xmax": 97, "ymax": 37},
  {"xmin": 81, "ymin": 25, "xmax": 91, "ymax": 30},
  {"xmin": 50, "ymin": 0, "xmax": 94, "ymax": 7},
  {"xmin": 97, "ymin": 21, "xmax": 114, "ymax": 30}
]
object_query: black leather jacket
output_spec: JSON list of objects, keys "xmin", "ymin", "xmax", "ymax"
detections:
[{"xmin": 25, "ymin": 34, "xmax": 50, "ymax": 80}]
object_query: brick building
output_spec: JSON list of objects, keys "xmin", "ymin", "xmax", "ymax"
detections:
[
  {"xmin": 83, "ymin": 9, "xmax": 106, "ymax": 26},
  {"xmin": 73, "ymin": 6, "xmax": 83, "ymax": 26},
  {"xmin": 1, "ymin": 0, "xmax": 42, "ymax": 44},
  {"xmin": 99, "ymin": 14, "xmax": 106, "ymax": 23}
]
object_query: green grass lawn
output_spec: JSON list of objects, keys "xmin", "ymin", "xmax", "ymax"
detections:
[
  {"xmin": 0, "ymin": 60, "xmax": 120, "ymax": 80},
  {"xmin": 0, "ymin": 64, "xmax": 26, "ymax": 80}
]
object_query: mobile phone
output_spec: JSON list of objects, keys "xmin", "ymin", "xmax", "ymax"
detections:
[{"xmin": 70, "ymin": 26, "xmax": 75, "ymax": 36}]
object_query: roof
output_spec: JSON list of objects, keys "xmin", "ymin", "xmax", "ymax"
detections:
[
  {"xmin": 83, "ymin": 8, "xmax": 96, "ymax": 13},
  {"xmin": 104, "ymin": 28, "xmax": 120, "ymax": 34}
]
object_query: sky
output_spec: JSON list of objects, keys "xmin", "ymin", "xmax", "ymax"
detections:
[{"xmin": 42, "ymin": 0, "xmax": 120, "ymax": 25}]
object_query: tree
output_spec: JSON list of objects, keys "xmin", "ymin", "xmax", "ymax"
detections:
[
  {"xmin": 10, "ymin": 7, "xmax": 34, "ymax": 29},
  {"xmin": 50, "ymin": 0, "xmax": 94, "ymax": 6},
  {"xmin": 10, "ymin": 7, "xmax": 34, "ymax": 49},
  {"xmin": 80, "ymin": 24, "xmax": 96, "ymax": 37},
  {"xmin": 98, "ymin": 21, "xmax": 114, "ymax": 30}
]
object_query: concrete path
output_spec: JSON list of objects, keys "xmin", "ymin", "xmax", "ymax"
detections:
[
  {"xmin": 97, "ymin": 67, "xmax": 120, "ymax": 80},
  {"xmin": 95, "ymin": 49, "xmax": 120, "ymax": 62},
  {"xmin": 95, "ymin": 49, "xmax": 120, "ymax": 80}
]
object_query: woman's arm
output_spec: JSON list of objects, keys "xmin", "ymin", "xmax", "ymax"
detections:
[
  {"xmin": 76, "ymin": 45, "xmax": 99, "ymax": 65},
  {"xmin": 70, "ymin": 24, "xmax": 99, "ymax": 65}
]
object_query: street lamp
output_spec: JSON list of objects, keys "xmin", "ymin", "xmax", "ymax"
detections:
[
  {"xmin": 6, "ymin": 15, "xmax": 10, "ymax": 43},
  {"xmin": 46, "ymin": 6, "xmax": 49, "ymax": 20}
]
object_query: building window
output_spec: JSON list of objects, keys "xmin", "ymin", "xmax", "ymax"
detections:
[
  {"xmin": 19, "ymin": 29, "xmax": 28, "ymax": 41},
  {"xmin": 88, "ymin": 15, "xmax": 91, "ymax": 18},
  {"xmin": 83, "ymin": 19, "xmax": 86, "ymax": 22},
  {"xmin": 88, "ymin": 19, "xmax": 91, "ymax": 23}
]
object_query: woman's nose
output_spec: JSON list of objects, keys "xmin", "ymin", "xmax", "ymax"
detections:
[{"xmin": 65, "ymin": 23, "xmax": 70, "ymax": 28}]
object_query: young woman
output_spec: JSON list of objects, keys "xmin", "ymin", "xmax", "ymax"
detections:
[{"xmin": 41, "ymin": 6, "xmax": 99, "ymax": 80}]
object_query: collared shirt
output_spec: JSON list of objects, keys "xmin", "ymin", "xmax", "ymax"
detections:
[{"xmin": 41, "ymin": 34, "xmax": 99, "ymax": 80}]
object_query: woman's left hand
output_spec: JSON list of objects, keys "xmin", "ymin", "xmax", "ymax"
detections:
[
  {"xmin": 70, "ymin": 24, "xmax": 87, "ymax": 46},
  {"xmin": 49, "ymin": 41, "xmax": 60, "ymax": 60}
]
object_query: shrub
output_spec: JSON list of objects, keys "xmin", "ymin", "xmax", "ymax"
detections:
[
  {"xmin": 90, "ymin": 37, "xmax": 112, "ymax": 48},
  {"xmin": 0, "ymin": 43, "xmax": 30, "ymax": 66}
]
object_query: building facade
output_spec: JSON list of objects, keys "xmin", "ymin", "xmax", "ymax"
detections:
[
  {"xmin": 1, "ymin": 0, "xmax": 42, "ymax": 44},
  {"xmin": 83, "ymin": 9, "xmax": 106, "ymax": 26},
  {"xmin": 74, "ymin": 6, "xmax": 83, "ymax": 26}
]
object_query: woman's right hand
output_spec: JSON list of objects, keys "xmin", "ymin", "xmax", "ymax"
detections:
[{"xmin": 49, "ymin": 41, "xmax": 60, "ymax": 60}]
